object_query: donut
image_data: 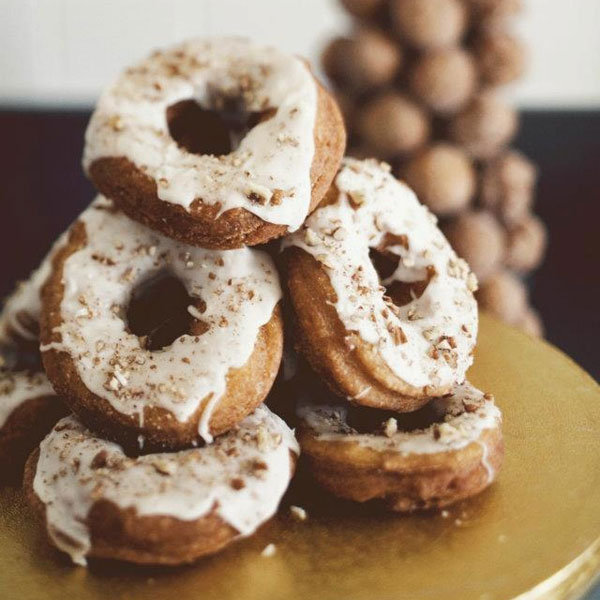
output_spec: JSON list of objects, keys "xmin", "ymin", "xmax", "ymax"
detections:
[
  {"xmin": 24, "ymin": 405, "xmax": 298, "ymax": 566},
  {"xmin": 40, "ymin": 197, "xmax": 283, "ymax": 448},
  {"xmin": 297, "ymin": 381, "xmax": 503, "ymax": 511},
  {"xmin": 283, "ymin": 158, "xmax": 479, "ymax": 412},
  {"xmin": 0, "ymin": 370, "xmax": 66, "ymax": 483},
  {"xmin": 83, "ymin": 38, "xmax": 346, "ymax": 250},
  {"xmin": 390, "ymin": 0, "xmax": 467, "ymax": 51},
  {"xmin": 0, "ymin": 234, "xmax": 66, "ymax": 350}
]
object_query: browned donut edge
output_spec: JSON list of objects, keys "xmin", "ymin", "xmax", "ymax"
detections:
[
  {"xmin": 24, "ymin": 447, "xmax": 297, "ymax": 565},
  {"xmin": 297, "ymin": 426, "xmax": 504, "ymax": 512},
  {"xmin": 285, "ymin": 246, "xmax": 451, "ymax": 412},
  {"xmin": 40, "ymin": 221, "xmax": 284, "ymax": 451},
  {"xmin": 87, "ymin": 76, "xmax": 346, "ymax": 249},
  {"xmin": 0, "ymin": 394, "xmax": 68, "ymax": 485}
]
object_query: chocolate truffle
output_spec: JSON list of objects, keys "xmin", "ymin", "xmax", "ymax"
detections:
[{"xmin": 402, "ymin": 143, "xmax": 475, "ymax": 216}]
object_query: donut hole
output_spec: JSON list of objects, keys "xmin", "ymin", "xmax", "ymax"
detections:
[
  {"xmin": 345, "ymin": 400, "xmax": 447, "ymax": 434},
  {"xmin": 126, "ymin": 271, "xmax": 208, "ymax": 351},
  {"xmin": 166, "ymin": 99, "xmax": 275, "ymax": 156},
  {"xmin": 368, "ymin": 248, "xmax": 430, "ymax": 308}
]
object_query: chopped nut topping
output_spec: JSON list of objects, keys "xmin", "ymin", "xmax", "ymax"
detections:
[
  {"xmin": 289, "ymin": 505, "xmax": 308, "ymax": 521},
  {"xmin": 90, "ymin": 450, "xmax": 108, "ymax": 469},
  {"xmin": 107, "ymin": 115, "xmax": 124, "ymax": 131},
  {"xmin": 467, "ymin": 272, "xmax": 478, "ymax": 292},
  {"xmin": 384, "ymin": 418, "xmax": 398, "ymax": 437},
  {"xmin": 152, "ymin": 459, "xmax": 176, "ymax": 476},
  {"xmin": 261, "ymin": 543, "xmax": 276, "ymax": 557},
  {"xmin": 230, "ymin": 478, "xmax": 245, "ymax": 490}
]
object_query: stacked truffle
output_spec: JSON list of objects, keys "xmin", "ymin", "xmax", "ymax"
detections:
[{"xmin": 323, "ymin": 0, "xmax": 546, "ymax": 336}]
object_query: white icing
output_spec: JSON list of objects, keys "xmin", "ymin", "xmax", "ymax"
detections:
[
  {"xmin": 284, "ymin": 158, "xmax": 479, "ymax": 390},
  {"xmin": 0, "ymin": 234, "xmax": 67, "ymax": 344},
  {"xmin": 297, "ymin": 381, "xmax": 501, "ymax": 456},
  {"xmin": 0, "ymin": 371, "xmax": 55, "ymax": 429},
  {"xmin": 83, "ymin": 37, "xmax": 318, "ymax": 231},
  {"xmin": 33, "ymin": 405, "xmax": 299, "ymax": 566},
  {"xmin": 42, "ymin": 197, "xmax": 281, "ymax": 442},
  {"xmin": 477, "ymin": 439, "xmax": 495, "ymax": 484}
]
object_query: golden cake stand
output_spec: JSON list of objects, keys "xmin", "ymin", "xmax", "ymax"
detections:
[{"xmin": 1, "ymin": 313, "xmax": 599, "ymax": 600}]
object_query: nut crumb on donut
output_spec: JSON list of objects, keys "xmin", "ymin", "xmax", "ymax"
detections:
[
  {"xmin": 289, "ymin": 505, "xmax": 308, "ymax": 521},
  {"xmin": 261, "ymin": 543, "xmax": 277, "ymax": 557},
  {"xmin": 384, "ymin": 418, "xmax": 398, "ymax": 437}
]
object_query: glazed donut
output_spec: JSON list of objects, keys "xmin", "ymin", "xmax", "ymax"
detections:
[
  {"xmin": 24, "ymin": 405, "xmax": 298, "ymax": 565},
  {"xmin": 83, "ymin": 38, "xmax": 345, "ymax": 250},
  {"xmin": 41, "ymin": 197, "xmax": 283, "ymax": 448},
  {"xmin": 0, "ymin": 370, "xmax": 66, "ymax": 483},
  {"xmin": 0, "ymin": 235, "xmax": 66, "ymax": 350},
  {"xmin": 297, "ymin": 381, "xmax": 503, "ymax": 511},
  {"xmin": 284, "ymin": 158, "xmax": 479, "ymax": 412}
]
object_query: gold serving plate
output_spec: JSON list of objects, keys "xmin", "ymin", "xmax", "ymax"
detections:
[{"xmin": 1, "ymin": 313, "xmax": 599, "ymax": 599}]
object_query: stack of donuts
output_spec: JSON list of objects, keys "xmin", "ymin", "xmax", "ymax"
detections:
[
  {"xmin": 0, "ymin": 37, "xmax": 502, "ymax": 567},
  {"xmin": 322, "ymin": 0, "xmax": 546, "ymax": 336}
]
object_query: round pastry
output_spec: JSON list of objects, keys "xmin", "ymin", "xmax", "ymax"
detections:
[
  {"xmin": 322, "ymin": 29, "xmax": 402, "ymax": 94},
  {"xmin": 401, "ymin": 143, "xmax": 476, "ymax": 217},
  {"xmin": 476, "ymin": 269, "xmax": 528, "ymax": 324},
  {"xmin": 442, "ymin": 210, "xmax": 506, "ymax": 283},
  {"xmin": 474, "ymin": 31, "xmax": 526, "ymax": 87},
  {"xmin": 0, "ymin": 370, "xmax": 66, "ymax": 483},
  {"xmin": 448, "ymin": 93, "xmax": 518, "ymax": 160},
  {"xmin": 83, "ymin": 38, "xmax": 346, "ymax": 250},
  {"xmin": 357, "ymin": 92, "xmax": 430, "ymax": 157},
  {"xmin": 390, "ymin": 0, "xmax": 467, "ymax": 51},
  {"xmin": 297, "ymin": 381, "xmax": 503, "ymax": 511},
  {"xmin": 0, "ymin": 234, "xmax": 66, "ymax": 350},
  {"xmin": 24, "ymin": 405, "xmax": 298, "ymax": 566},
  {"xmin": 41, "ymin": 197, "xmax": 283, "ymax": 448},
  {"xmin": 284, "ymin": 158, "xmax": 479, "ymax": 412},
  {"xmin": 504, "ymin": 214, "xmax": 547, "ymax": 273},
  {"xmin": 481, "ymin": 150, "xmax": 537, "ymax": 225},
  {"xmin": 409, "ymin": 47, "xmax": 477, "ymax": 114}
]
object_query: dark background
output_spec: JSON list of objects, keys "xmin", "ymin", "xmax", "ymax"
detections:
[{"xmin": 0, "ymin": 109, "xmax": 598, "ymax": 380}]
